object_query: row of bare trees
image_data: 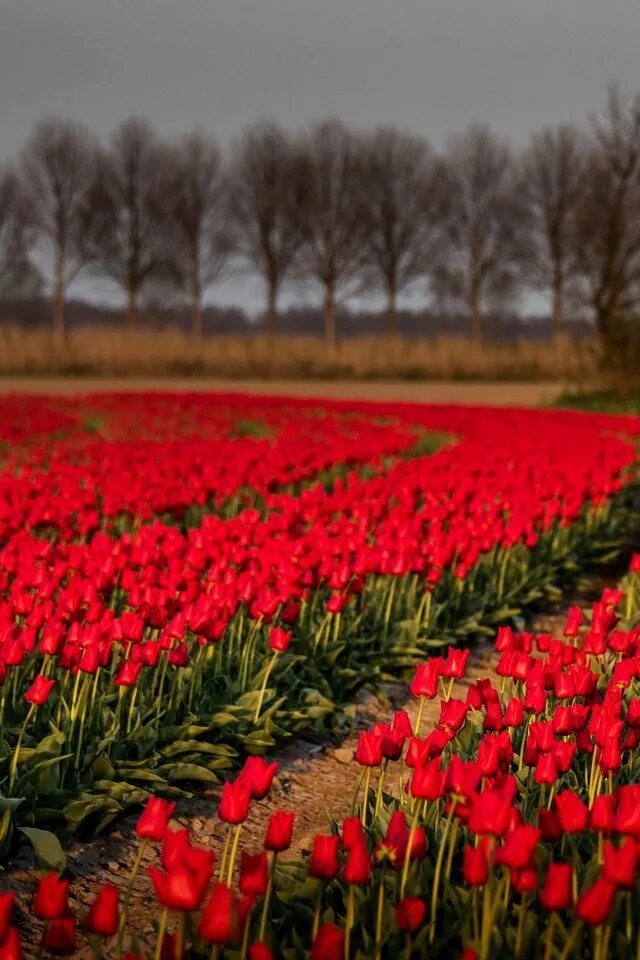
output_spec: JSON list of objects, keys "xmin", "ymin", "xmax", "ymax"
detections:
[{"xmin": 2, "ymin": 87, "xmax": 640, "ymax": 356}]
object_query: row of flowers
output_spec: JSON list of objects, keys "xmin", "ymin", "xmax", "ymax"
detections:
[
  {"xmin": 2, "ymin": 557, "xmax": 639, "ymax": 958},
  {"xmin": 0, "ymin": 398, "xmax": 637, "ymax": 847}
]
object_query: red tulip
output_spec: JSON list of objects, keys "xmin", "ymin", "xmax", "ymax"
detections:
[
  {"xmin": 264, "ymin": 810, "xmax": 295, "ymax": 852},
  {"xmin": 135, "ymin": 797, "xmax": 176, "ymax": 842},
  {"xmin": 309, "ymin": 835, "xmax": 340, "ymax": 880},
  {"xmin": 395, "ymin": 897, "xmax": 426, "ymax": 932},
  {"xmin": 42, "ymin": 913, "xmax": 76, "ymax": 956},
  {"xmin": 343, "ymin": 840, "xmax": 372, "ymax": 885},
  {"xmin": 239, "ymin": 852, "xmax": 269, "ymax": 896},
  {"xmin": 239, "ymin": 756, "xmax": 279, "ymax": 800},
  {"xmin": 198, "ymin": 883, "xmax": 236, "ymax": 945},
  {"xmin": 463, "ymin": 844, "xmax": 489, "ymax": 886},
  {"xmin": 311, "ymin": 923, "xmax": 344, "ymax": 960},
  {"xmin": 24, "ymin": 675, "xmax": 55, "ymax": 705},
  {"xmin": 84, "ymin": 884, "xmax": 119, "ymax": 938},
  {"xmin": 33, "ymin": 874, "xmax": 69, "ymax": 921},
  {"xmin": 0, "ymin": 894, "xmax": 14, "ymax": 944},
  {"xmin": 554, "ymin": 790, "xmax": 588, "ymax": 834},
  {"xmin": 539, "ymin": 862, "xmax": 573, "ymax": 911},
  {"xmin": 0, "ymin": 927, "xmax": 23, "ymax": 960},
  {"xmin": 268, "ymin": 627, "xmax": 291, "ymax": 652},
  {"xmin": 575, "ymin": 876, "xmax": 617, "ymax": 926},
  {"xmin": 218, "ymin": 780, "xmax": 251, "ymax": 824}
]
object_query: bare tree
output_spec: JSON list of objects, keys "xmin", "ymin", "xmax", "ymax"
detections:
[
  {"xmin": 521, "ymin": 125, "xmax": 586, "ymax": 339},
  {"xmin": 297, "ymin": 119, "xmax": 368, "ymax": 345},
  {"xmin": 20, "ymin": 118, "xmax": 97, "ymax": 343},
  {"xmin": 573, "ymin": 87, "xmax": 640, "ymax": 352},
  {"xmin": 227, "ymin": 122, "xmax": 303, "ymax": 338},
  {"xmin": 162, "ymin": 133, "xmax": 234, "ymax": 338},
  {"xmin": 360, "ymin": 127, "xmax": 445, "ymax": 337},
  {"xmin": 0, "ymin": 167, "xmax": 40, "ymax": 296},
  {"xmin": 436, "ymin": 125, "xmax": 527, "ymax": 343},
  {"xmin": 84, "ymin": 118, "xmax": 168, "ymax": 330}
]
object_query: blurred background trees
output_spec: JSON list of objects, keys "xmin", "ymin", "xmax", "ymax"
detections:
[{"xmin": 1, "ymin": 86, "xmax": 640, "ymax": 389}]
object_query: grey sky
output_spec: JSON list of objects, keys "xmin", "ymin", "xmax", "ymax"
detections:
[{"xmin": 1, "ymin": 0, "xmax": 638, "ymax": 314}]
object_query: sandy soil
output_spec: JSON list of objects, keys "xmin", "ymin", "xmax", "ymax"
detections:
[{"xmin": 0, "ymin": 378, "xmax": 563, "ymax": 407}]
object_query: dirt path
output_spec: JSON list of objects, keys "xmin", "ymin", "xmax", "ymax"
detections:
[
  {"xmin": 2, "ymin": 601, "xmax": 577, "ymax": 958},
  {"xmin": 0, "ymin": 377, "xmax": 563, "ymax": 407}
]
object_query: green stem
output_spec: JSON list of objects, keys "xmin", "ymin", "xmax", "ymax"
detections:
[
  {"xmin": 258, "ymin": 851, "xmax": 277, "ymax": 943},
  {"xmin": 253, "ymin": 652, "xmax": 278, "ymax": 724}
]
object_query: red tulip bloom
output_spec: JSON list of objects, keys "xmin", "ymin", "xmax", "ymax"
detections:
[
  {"xmin": 42, "ymin": 913, "xmax": 76, "ymax": 956},
  {"xmin": 355, "ymin": 730, "xmax": 384, "ymax": 767},
  {"xmin": 239, "ymin": 756, "xmax": 279, "ymax": 800},
  {"xmin": 589, "ymin": 794, "xmax": 616, "ymax": 834},
  {"xmin": 135, "ymin": 797, "xmax": 176, "ymax": 842},
  {"xmin": 576, "ymin": 876, "xmax": 617, "ymax": 926},
  {"xmin": 343, "ymin": 841, "xmax": 372, "ymax": 885},
  {"xmin": 24, "ymin": 675, "xmax": 55, "ymax": 705},
  {"xmin": 615, "ymin": 785, "xmax": 640, "ymax": 838},
  {"xmin": 603, "ymin": 839, "xmax": 638, "ymax": 889},
  {"xmin": 84, "ymin": 884, "xmax": 120, "ymax": 938},
  {"xmin": 114, "ymin": 661, "xmax": 143, "ymax": 687},
  {"xmin": 494, "ymin": 826, "xmax": 540, "ymax": 870},
  {"xmin": 0, "ymin": 894, "xmax": 14, "ymax": 944},
  {"xmin": 198, "ymin": 883, "xmax": 236, "ymax": 946},
  {"xmin": 468, "ymin": 789, "xmax": 512, "ymax": 837},
  {"xmin": 554, "ymin": 790, "xmax": 588, "ymax": 834},
  {"xmin": 248, "ymin": 945, "xmax": 275, "ymax": 960},
  {"xmin": 342, "ymin": 816, "xmax": 365, "ymax": 851},
  {"xmin": 311, "ymin": 923, "xmax": 344, "ymax": 960},
  {"xmin": 268, "ymin": 627, "xmax": 291, "ymax": 652},
  {"xmin": 218, "ymin": 780, "xmax": 251, "ymax": 824},
  {"xmin": 463, "ymin": 844, "xmax": 489, "ymax": 886},
  {"xmin": 396, "ymin": 897, "xmax": 426, "ymax": 932},
  {"xmin": 539, "ymin": 862, "xmax": 573, "ymax": 911},
  {"xmin": 410, "ymin": 758, "xmax": 445, "ymax": 801},
  {"xmin": 0, "ymin": 927, "xmax": 23, "ymax": 960},
  {"xmin": 239, "ymin": 852, "xmax": 269, "ymax": 896},
  {"xmin": 34, "ymin": 874, "xmax": 69, "ymax": 920},
  {"xmin": 309, "ymin": 835, "xmax": 340, "ymax": 880},
  {"xmin": 264, "ymin": 810, "xmax": 295, "ymax": 852},
  {"xmin": 410, "ymin": 662, "xmax": 439, "ymax": 699}
]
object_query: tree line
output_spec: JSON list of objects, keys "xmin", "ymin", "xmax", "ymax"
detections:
[{"xmin": 1, "ymin": 86, "xmax": 640, "ymax": 363}]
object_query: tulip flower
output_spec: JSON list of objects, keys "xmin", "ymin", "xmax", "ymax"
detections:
[
  {"xmin": 24, "ymin": 675, "xmax": 55, "ymax": 705},
  {"xmin": 239, "ymin": 852, "xmax": 269, "ymax": 896},
  {"xmin": 136, "ymin": 797, "xmax": 176, "ymax": 842},
  {"xmin": 0, "ymin": 894, "xmax": 14, "ymax": 945},
  {"xmin": 575, "ymin": 876, "xmax": 617, "ymax": 926},
  {"xmin": 0, "ymin": 927, "xmax": 23, "ymax": 960},
  {"xmin": 264, "ymin": 811, "xmax": 295, "ymax": 852},
  {"xmin": 198, "ymin": 883, "xmax": 236, "ymax": 945},
  {"xmin": 218, "ymin": 780, "xmax": 251, "ymax": 825},
  {"xmin": 539, "ymin": 862, "xmax": 573, "ymax": 911},
  {"xmin": 84, "ymin": 884, "xmax": 120, "ymax": 938},
  {"xmin": 239, "ymin": 756, "xmax": 279, "ymax": 800},
  {"xmin": 34, "ymin": 874, "xmax": 69, "ymax": 920},
  {"xmin": 396, "ymin": 897, "xmax": 426, "ymax": 932},
  {"xmin": 311, "ymin": 923, "xmax": 344, "ymax": 960},
  {"xmin": 309, "ymin": 835, "xmax": 340, "ymax": 880},
  {"xmin": 42, "ymin": 913, "xmax": 76, "ymax": 956}
]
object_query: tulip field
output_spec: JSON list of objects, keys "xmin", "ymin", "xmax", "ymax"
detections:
[{"xmin": 0, "ymin": 391, "xmax": 640, "ymax": 958}]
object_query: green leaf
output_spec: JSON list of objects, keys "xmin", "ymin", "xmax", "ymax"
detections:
[{"xmin": 19, "ymin": 827, "xmax": 66, "ymax": 871}]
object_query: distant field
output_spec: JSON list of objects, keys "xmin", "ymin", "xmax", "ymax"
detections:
[{"xmin": 0, "ymin": 376, "xmax": 563, "ymax": 406}]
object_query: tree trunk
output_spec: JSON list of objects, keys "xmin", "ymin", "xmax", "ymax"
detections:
[
  {"xmin": 386, "ymin": 285, "xmax": 397, "ymax": 338},
  {"xmin": 126, "ymin": 286, "xmax": 137, "ymax": 332},
  {"xmin": 323, "ymin": 284, "xmax": 336, "ymax": 347},
  {"xmin": 53, "ymin": 255, "xmax": 65, "ymax": 358},
  {"xmin": 551, "ymin": 279, "xmax": 563, "ymax": 342},
  {"xmin": 470, "ymin": 290, "xmax": 483, "ymax": 344},
  {"xmin": 193, "ymin": 292, "xmax": 203, "ymax": 340}
]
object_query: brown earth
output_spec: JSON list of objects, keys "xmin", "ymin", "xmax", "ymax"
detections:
[{"xmin": 0, "ymin": 378, "xmax": 563, "ymax": 407}]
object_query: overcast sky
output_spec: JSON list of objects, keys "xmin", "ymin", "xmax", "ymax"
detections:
[{"xmin": 1, "ymin": 0, "xmax": 638, "ymax": 313}]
